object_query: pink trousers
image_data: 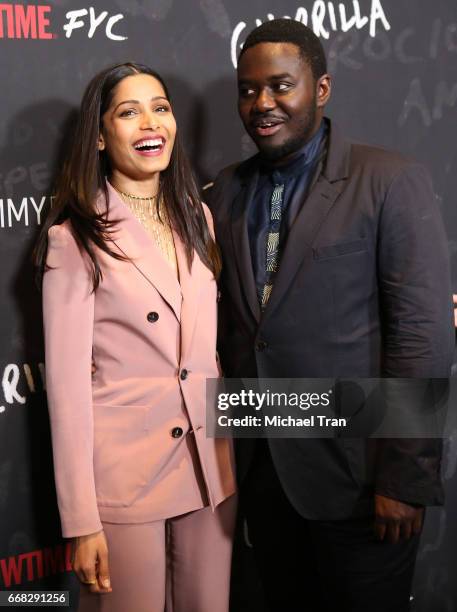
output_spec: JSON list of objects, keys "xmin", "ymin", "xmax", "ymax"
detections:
[{"xmin": 78, "ymin": 495, "xmax": 237, "ymax": 612}]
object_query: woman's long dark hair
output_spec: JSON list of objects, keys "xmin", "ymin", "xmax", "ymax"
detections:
[{"xmin": 34, "ymin": 62, "xmax": 221, "ymax": 289}]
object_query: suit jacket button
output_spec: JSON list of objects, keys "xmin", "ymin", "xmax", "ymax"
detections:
[
  {"xmin": 256, "ymin": 340, "xmax": 268, "ymax": 352},
  {"xmin": 180, "ymin": 369, "xmax": 188, "ymax": 380},
  {"xmin": 147, "ymin": 312, "xmax": 159, "ymax": 323},
  {"xmin": 171, "ymin": 427, "xmax": 183, "ymax": 438}
]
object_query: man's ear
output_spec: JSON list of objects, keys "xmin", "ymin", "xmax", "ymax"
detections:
[
  {"xmin": 316, "ymin": 74, "xmax": 331, "ymax": 108},
  {"xmin": 98, "ymin": 132, "xmax": 106, "ymax": 151}
]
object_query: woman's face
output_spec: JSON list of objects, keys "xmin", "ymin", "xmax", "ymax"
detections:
[{"xmin": 99, "ymin": 73, "xmax": 176, "ymax": 186}]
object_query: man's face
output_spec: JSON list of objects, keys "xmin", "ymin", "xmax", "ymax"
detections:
[{"xmin": 237, "ymin": 42, "xmax": 331, "ymax": 163}]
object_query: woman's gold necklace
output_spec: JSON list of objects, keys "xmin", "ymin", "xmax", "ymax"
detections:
[
  {"xmin": 114, "ymin": 188, "xmax": 162, "ymax": 225},
  {"xmin": 113, "ymin": 186, "xmax": 179, "ymax": 278}
]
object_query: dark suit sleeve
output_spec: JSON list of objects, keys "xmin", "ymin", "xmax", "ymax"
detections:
[{"xmin": 374, "ymin": 163, "xmax": 454, "ymax": 505}]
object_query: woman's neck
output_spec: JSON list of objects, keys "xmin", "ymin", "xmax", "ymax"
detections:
[{"xmin": 109, "ymin": 171, "xmax": 160, "ymax": 199}]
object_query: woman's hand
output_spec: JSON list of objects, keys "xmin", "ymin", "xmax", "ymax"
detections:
[{"xmin": 72, "ymin": 530, "xmax": 112, "ymax": 593}]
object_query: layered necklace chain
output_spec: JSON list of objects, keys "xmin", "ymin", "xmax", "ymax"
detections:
[{"xmin": 114, "ymin": 186, "xmax": 179, "ymax": 278}]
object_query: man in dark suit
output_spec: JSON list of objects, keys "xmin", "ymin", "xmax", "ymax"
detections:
[{"xmin": 207, "ymin": 19, "xmax": 454, "ymax": 612}]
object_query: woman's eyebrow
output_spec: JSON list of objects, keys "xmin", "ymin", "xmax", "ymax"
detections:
[{"xmin": 113, "ymin": 96, "xmax": 168, "ymax": 112}]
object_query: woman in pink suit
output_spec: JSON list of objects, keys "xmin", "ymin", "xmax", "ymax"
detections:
[{"xmin": 34, "ymin": 62, "xmax": 236, "ymax": 612}]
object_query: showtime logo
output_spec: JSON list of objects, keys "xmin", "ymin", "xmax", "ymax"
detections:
[
  {"xmin": 0, "ymin": 543, "xmax": 72, "ymax": 587},
  {"xmin": 0, "ymin": 3, "xmax": 52, "ymax": 38},
  {"xmin": 0, "ymin": 3, "xmax": 127, "ymax": 40}
]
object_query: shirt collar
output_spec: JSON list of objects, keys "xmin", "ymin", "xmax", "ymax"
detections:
[{"xmin": 260, "ymin": 119, "xmax": 327, "ymax": 183}]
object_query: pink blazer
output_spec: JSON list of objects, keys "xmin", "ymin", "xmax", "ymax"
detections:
[{"xmin": 43, "ymin": 183, "xmax": 236, "ymax": 538}]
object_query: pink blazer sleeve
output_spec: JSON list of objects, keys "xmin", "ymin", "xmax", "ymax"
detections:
[{"xmin": 42, "ymin": 223, "xmax": 102, "ymax": 538}]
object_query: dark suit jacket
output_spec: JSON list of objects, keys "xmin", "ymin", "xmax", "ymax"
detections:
[{"xmin": 207, "ymin": 120, "xmax": 455, "ymax": 520}]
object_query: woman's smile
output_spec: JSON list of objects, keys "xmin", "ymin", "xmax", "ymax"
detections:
[{"xmin": 132, "ymin": 136, "xmax": 167, "ymax": 156}]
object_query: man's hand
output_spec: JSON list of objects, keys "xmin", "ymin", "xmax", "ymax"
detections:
[
  {"xmin": 72, "ymin": 530, "xmax": 112, "ymax": 593},
  {"xmin": 374, "ymin": 494, "xmax": 424, "ymax": 544},
  {"xmin": 453, "ymin": 294, "xmax": 457, "ymax": 328}
]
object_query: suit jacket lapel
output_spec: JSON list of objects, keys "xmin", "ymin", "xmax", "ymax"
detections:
[
  {"xmin": 231, "ymin": 170, "xmax": 261, "ymax": 323},
  {"xmin": 174, "ymin": 231, "xmax": 201, "ymax": 362},
  {"xmin": 261, "ymin": 120, "xmax": 351, "ymax": 322},
  {"xmin": 103, "ymin": 183, "xmax": 182, "ymax": 322}
]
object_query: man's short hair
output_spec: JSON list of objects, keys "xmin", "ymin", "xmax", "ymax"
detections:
[{"xmin": 239, "ymin": 19, "xmax": 327, "ymax": 81}]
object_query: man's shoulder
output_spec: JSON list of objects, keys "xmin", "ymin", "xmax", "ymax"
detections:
[
  {"xmin": 209, "ymin": 162, "xmax": 240, "ymax": 191},
  {"xmin": 337, "ymin": 137, "xmax": 434, "ymax": 211},
  {"xmin": 204, "ymin": 155, "xmax": 258, "ymax": 213},
  {"xmin": 348, "ymin": 140, "xmax": 424, "ymax": 181},
  {"xmin": 213, "ymin": 155, "xmax": 258, "ymax": 186}
]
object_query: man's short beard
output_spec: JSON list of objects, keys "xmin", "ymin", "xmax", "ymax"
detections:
[
  {"xmin": 257, "ymin": 106, "xmax": 317, "ymax": 163},
  {"xmin": 258, "ymin": 134, "xmax": 311, "ymax": 161}
]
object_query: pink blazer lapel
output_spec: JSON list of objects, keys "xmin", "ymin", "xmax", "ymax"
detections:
[
  {"xmin": 102, "ymin": 183, "xmax": 182, "ymax": 322},
  {"xmin": 174, "ymin": 226, "xmax": 202, "ymax": 363}
]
